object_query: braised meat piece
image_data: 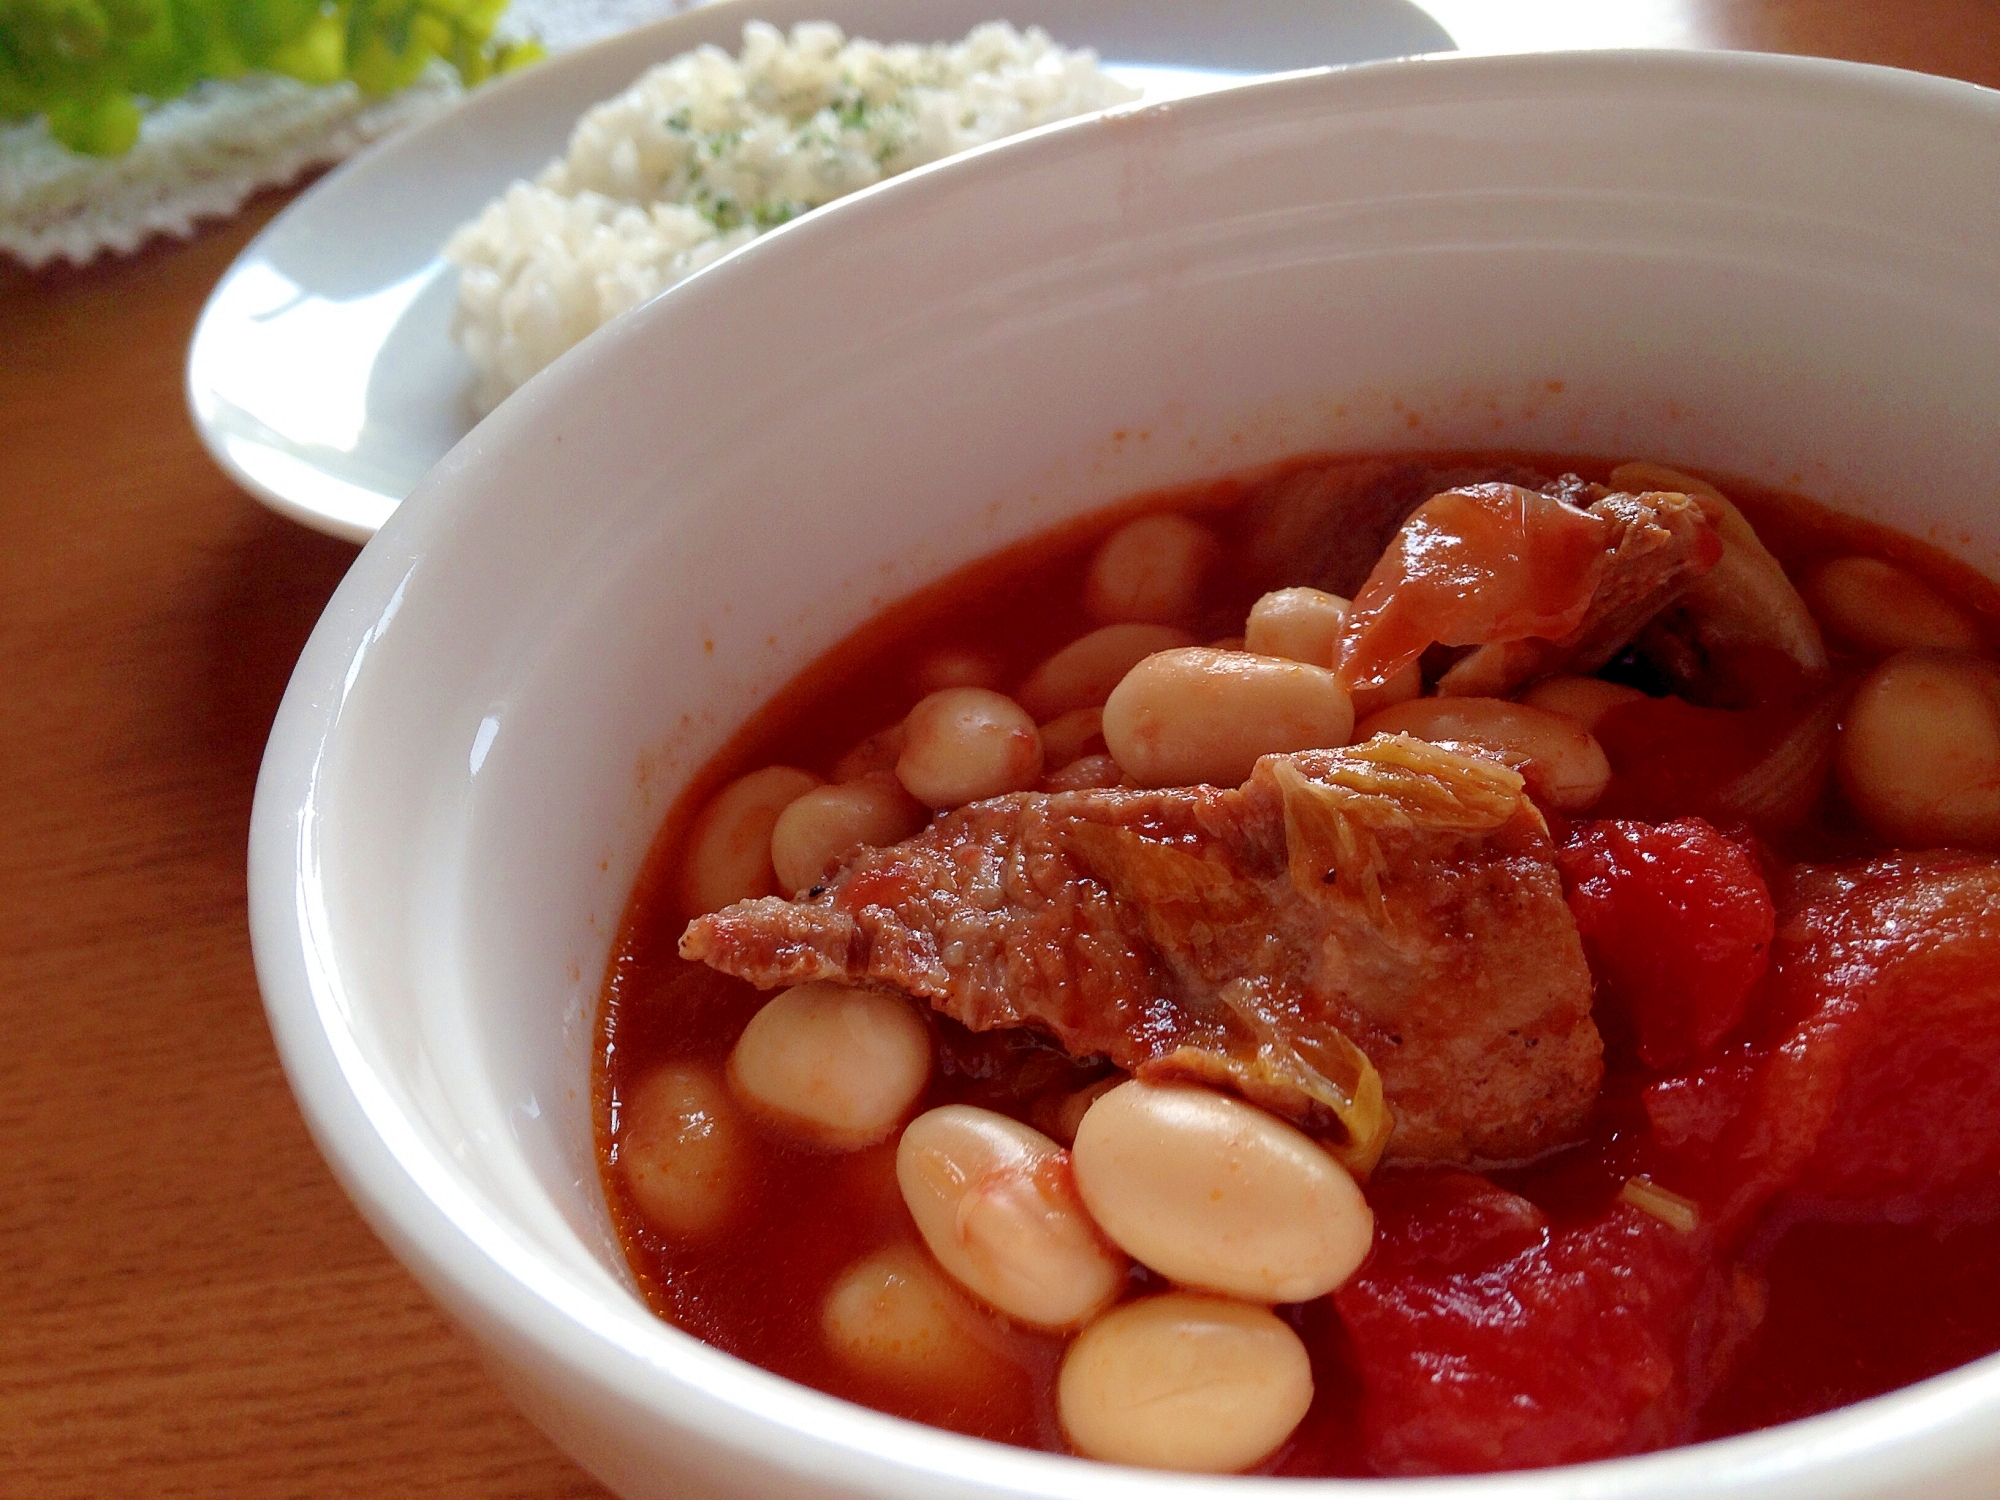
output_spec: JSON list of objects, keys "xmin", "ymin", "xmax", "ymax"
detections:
[
  {"xmin": 1240, "ymin": 458, "xmax": 1558, "ymax": 599},
  {"xmin": 1334, "ymin": 483, "xmax": 1721, "ymax": 699},
  {"xmin": 683, "ymin": 736, "xmax": 1603, "ymax": 1168},
  {"xmin": 1636, "ymin": 484, "xmax": 1830, "ymax": 708}
]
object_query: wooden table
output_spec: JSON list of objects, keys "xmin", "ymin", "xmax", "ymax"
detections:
[{"xmin": 4, "ymin": 4, "xmax": 1995, "ymax": 1495}]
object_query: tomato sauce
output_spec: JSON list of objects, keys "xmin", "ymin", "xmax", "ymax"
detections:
[{"xmin": 596, "ymin": 452, "xmax": 2000, "ymax": 1474}]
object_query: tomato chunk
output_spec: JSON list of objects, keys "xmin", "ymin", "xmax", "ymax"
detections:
[
  {"xmin": 1633, "ymin": 851, "xmax": 2000, "ymax": 1232},
  {"xmin": 1558, "ymin": 818, "xmax": 1775, "ymax": 1069},
  {"xmin": 1335, "ymin": 1173, "xmax": 1739, "ymax": 1474},
  {"xmin": 1776, "ymin": 853, "xmax": 2000, "ymax": 1215}
]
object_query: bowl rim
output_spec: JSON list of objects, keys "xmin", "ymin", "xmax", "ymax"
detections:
[{"xmin": 249, "ymin": 44, "xmax": 2000, "ymax": 1499}]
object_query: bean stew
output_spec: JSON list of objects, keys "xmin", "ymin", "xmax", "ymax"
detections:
[{"xmin": 597, "ymin": 452, "xmax": 2000, "ymax": 1476}]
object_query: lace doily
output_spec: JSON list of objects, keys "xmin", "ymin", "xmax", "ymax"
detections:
[{"xmin": 0, "ymin": 0, "xmax": 695, "ymax": 269}]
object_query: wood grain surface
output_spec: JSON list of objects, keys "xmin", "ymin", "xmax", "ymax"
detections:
[{"xmin": 1, "ymin": 5, "xmax": 1993, "ymax": 1496}]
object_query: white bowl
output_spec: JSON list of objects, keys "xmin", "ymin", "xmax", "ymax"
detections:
[{"xmin": 249, "ymin": 49, "xmax": 2000, "ymax": 1500}]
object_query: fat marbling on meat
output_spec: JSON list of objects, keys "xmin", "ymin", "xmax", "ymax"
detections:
[{"xmin": 682, "ymin": 735, "xmax": 1603, "ymax": 1169}]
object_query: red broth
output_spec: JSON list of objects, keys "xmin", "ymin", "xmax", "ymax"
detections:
[{"xmin": 596, "ymin": 452, "xmax": 2000, "ymax": 1474}]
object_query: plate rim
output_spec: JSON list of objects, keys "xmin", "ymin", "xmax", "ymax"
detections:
[{"xmin": 183, "ymin": 0, "xmax": 1457, "ymax": 546}]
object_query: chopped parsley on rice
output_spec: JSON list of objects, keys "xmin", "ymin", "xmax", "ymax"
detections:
[{"xmin": 444, "ymin": 20, "xmax": 1138, "ymax": 413}]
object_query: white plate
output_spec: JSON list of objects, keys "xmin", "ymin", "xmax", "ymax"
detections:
[{"xmin": 184, "ymin": 0, "xmax": 1453, "ymax": 542}]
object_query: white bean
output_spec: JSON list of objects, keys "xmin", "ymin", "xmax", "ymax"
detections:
[
  {"xmin": 1102, "ymin": 647, "xmax": 1354, "ymax": 788},
  {"xmin": 912, "ymin": 647, "xmax": 1002, "ymax": 694},
  {"xmin": 1350, "ymin": 658, "xmax": 1423, "ymax": 720},
  {"xmin": 680, "ymin": 765, "xmax": 821, "ymax": 914},
  {"xmin": 1058, "ymin": 1293, "xmax": 1313, "ymax": 1473},
  {"xmin": 896, "ymin": 688, "xmax": 1043, "ymax": 809},
  {"xmin": 618, "ymin": 1064, "xmax": 745, "ymax": 1240},
  {"xmin": 1806, "ymin": 556, "xmax": 1985, "ymax": 657},
  {"xmin": 770, "ymin": 774, "xmax": 926, "ymax": 893},
  {"xmin": 728, "ymin": 983, "xmax": 932, "ymax": 1150},
  {"xmin": 1039, "ymin": 707, "xmax": 1106, "ymax": 771},
  {"xmin": 1032, "ymin": 1076, "xmax": 1123, "ymax": 1147},
  {"xmin": 1085, "ymin": 513, "xmax": 1219, "ymax": 625},
  {"xmin": 1357, "ymin": 696, "xmax": 1610, "ymax": 810},
  {"xmin": 896, "ymin": 1105, "xmax": 1125, "ymax": 1330},
  {"xmin": 1240, "ymin": 590, "xmax": 1427, "ymax": 711},
  {"xmin": 1071, "ymin": 1080, "xmax": 1371, "ymax": 1303},
  {"xmin": 831, "ymin": 721, "xmax": 907, "ymax": 783},
  {"xmin": 1041, "ymin": 754, "xmax": 1124, "ymax": 793},
  {"xmin": 1519, "ymin": 675, "xmax": 1648, "ymax": 733},
  {"xmin": 1837, "ymin": 649, "xmax": 2000, "ymax": 848},
  {"xmin": 821, "ymin": 1243, "xmax": 1008, "ymax": 1392},
  {"xmin": 1245, "ymin": 586, "xmax": 1347, "ymax": 667},
  {"xmin": 1016, "ymin": 623, "xmax": 1196, "ymax": 721}
]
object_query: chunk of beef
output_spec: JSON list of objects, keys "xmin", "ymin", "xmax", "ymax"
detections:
[
  {"xmin": 1334, "ymin": 484, "xmax": 1720, "ymax": 699},
  {"xmin": 683, "ymin": 736, "xmax": 1603, "ymax": 1168},
  {"xmin": 1439, "ymin": 491, "xmax": 1724, "ymax": 696},
  {"xmin": 1334, "ymin": 1172, "xmax": 1763, "ymax": 1475},
  {"xmin": 1240, "ymin": 458, "xmax": 1559, "ymax": 599},
  {"xmin": 1636, "ymin": 488, "xmax": 1829, "ymax": 708}
]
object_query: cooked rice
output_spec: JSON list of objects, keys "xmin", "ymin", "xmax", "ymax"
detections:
[{"xmin": 444, "ymin": 20, "xmax": 1138, "ymax": 414}]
